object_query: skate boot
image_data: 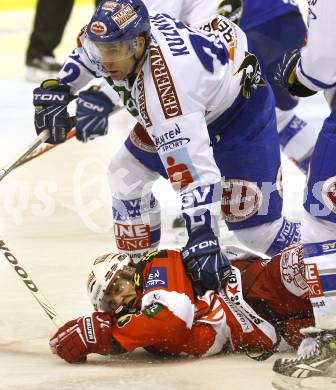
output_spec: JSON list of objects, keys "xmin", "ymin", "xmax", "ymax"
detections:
[
  {"xmin": 26, "ymin": 56, "xmax": 63, "ymax": 83},
  {"xmin": 272, "ymin": 330, "xmax": 336, "ymax": 389}
]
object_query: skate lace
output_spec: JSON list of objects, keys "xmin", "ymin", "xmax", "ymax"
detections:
[{"xmin": 289, "ymin": 337, "xmax": 322, "ymax": 363}]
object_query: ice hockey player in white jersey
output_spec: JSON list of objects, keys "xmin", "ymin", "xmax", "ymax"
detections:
[
  {"xmin": 172, "ymin": 0, "xmax": 315, "ymax": 228},
  {"xmin": 272, "ymin": 1, "xmax": 336, "ymax": 388},
  {"xmin": 32, "ymin": 0, "xmax": 301, "ymax": 294},
  {"xmin": 143, "ymin": 0, "xmax": 216, "ymax": 26},
  {"xmin": 217, "ymin": 0, "xmax": 318, "ymax": 174}
]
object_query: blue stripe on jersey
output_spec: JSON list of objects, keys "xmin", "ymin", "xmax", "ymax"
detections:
[
  {"xmin": 240, "ymin": 0, "xmax": 300, "ymax": 31},
  {"xmin": 298, "ymin": 60, "xmax": 336, "ymax": 90},
  {"xmin": 278, "ymin": 115, "xmax": 307, "ymax": 148},
  {"xmin": 150, "ymin": 228, "xmax": 161, "ymax": 245},
  {"xmin": 304, "ymin": 241, "xmax": 336, "ymax": 258},
  {"xmin": 112, "ymin": 194, "xmax": 158, "ymax": 220},
  {"xmin": 297, "ymin": 155, "xmax": 311, "ymax": 173},
  {"xmin": 266, "ymin": 218, "xmax": 301, "ymax": 256},
  {"xmin": 320, "ymin": 274, "xmax": 336, "ymax": 293}
]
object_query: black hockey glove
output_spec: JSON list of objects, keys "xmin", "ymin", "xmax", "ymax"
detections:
[
  {"xmin": 274, "ymin": 49, "xmax": 317, "ymax": 97},
  {"xmin": 182, "ymin": 225, "xmax": 232, "ymax": 296},
  {"xmin": 76, "ymin": 86, "xmax": 114, "ymax": 142},
  {"xmin": 33, "ymin": 79, "xmax": 75, "ymax": 144},
  {"xmin": 218, "ymin": 0, "xmax": 243, "ymax": 25}
]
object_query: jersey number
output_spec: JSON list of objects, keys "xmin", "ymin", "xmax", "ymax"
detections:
[{"xmin": 189, "ymin": 34, "xmax": 228, "ymax": 73}]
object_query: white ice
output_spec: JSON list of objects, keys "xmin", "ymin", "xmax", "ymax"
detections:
[{"xmin": 0, "ymin": 4, "xmax": 333, "ymax": 390}]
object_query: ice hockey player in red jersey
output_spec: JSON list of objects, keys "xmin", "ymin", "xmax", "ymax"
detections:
[{"xmin": 50, "ymin": 245, "xmax": 314, "ymax": 363}]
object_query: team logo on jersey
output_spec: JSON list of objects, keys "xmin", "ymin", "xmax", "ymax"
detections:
[
  {"xmin": 321, "ymin": 176, "xmax": 336, "ymax": 214},
  {"xmin": 305, "ymin": 263, "xmax": 324, "ymax": 298},
  {"xmin": 116, "ymin": 311, "xmax": 141, "ymax": 328},
  {"xmin": 150, "ymin": 45, "xmax": 182, "ymax": 119},
  {"xmin": 144, "ymin": 267, "xmax": 168, "ymax": 291},
  {"xmin": 164, "ymin": 148, "xmax": 199, "ymax": 191},
  {"xmin": 144, "ymin": 302, "xmax": 164, "ymax": 318},
  {"xmin": 112, "ymin": 4, "xmax": 137, "ymax": 29},
  {"xmin": 218, "ymin": 0, "xmax": 243, "ymax": 25},
  {"xmin": 221, "ymin": 179, "xmax": 263, "ymax": 223},
  {"xmin": 137, "ymin": 71, "xmax": 152, "ymax": 127},
  {"xmin": 154, "ymin": 124, "xmax": 190, "ymax": 152},
  {"xmin": 280, "ymin": 245, "xmax": 307, "ymax": 295},
  {"xmin": 90, "ymin": 21, "xmax": 107, "ymax": 36},
  {"xmin": 235, "ymin": 51, "xmax": 267, "ymax": 99}
]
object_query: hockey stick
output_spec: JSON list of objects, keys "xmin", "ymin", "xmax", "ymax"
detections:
[
  {"xmin": 12, "ymin": 105, "xmax": 124, "ymax": 170},
  {"xmin": 12, "ymin": 106, "xmax": 125, "ymax": 170},
  {"xmin": 0, "ymin": 129, "xmax": 50, "ymax": 183},
  {"xmin": 12, "ymin": 116, "xmax": 77, "ymax": 171},
  {"xmin": 0, "ymin": 238, "xmax": 63, "ymax": 328},
  {"xmin": 14, "ymin": 129, "xmax": 76, "ymax": 169}
]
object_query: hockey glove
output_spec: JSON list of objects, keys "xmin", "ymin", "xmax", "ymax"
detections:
[
  {"xmin": 182, "ymin": 225, "xmax": 232, "ymax": 296},
  {"xmin": 76, "ymin": 86, "xmax": 114, "ymax": 142},
  {"xmin": 218, "ymin": 0, "xmax": 243, "ymax": 25},
  {"xmin": 33, "ymin": 79, "xmax": 75, "ymax": 144},
  {"xmin": 49, "ymin": 312, "xmax": 113, "ymax": 363},
  {"xmin": 274, "ymin": 49, "xmax": 317, "ymax": 97}
]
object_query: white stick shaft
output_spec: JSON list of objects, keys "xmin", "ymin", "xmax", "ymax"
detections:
[
  {"xmin": 0, "ymin": 129, "xmax": 50, "ymax": 182},
  {"xmin": 0, "ymin": 238, "xmax": 63, "ymax": 328}
]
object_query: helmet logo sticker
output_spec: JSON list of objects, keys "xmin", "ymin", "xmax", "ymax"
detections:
[
  {"xmin": 112, "ymin": 4, "xmax": 137, "ymax": 29},
  {"xmin": 105, "ymin": 263, "xmax": 118, "ymax": 281},
  {"xmin": 91, "ymin": 21, "xmax": 108, "ymax": 35},
  {"xmin": 102, "ymin": 1, "xmax": 119, "ymax": 11}
]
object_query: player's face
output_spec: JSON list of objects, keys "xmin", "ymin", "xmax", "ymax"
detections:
[
  {"xmin": 100, "ymin": 36, "xmax": 146, "ymax": 80},
  {"xmin": 102, "ymin": 55, "xmax": 137, "ymax": 80},
  {"xmin": 102, "ymin": 276, "xmax": 137, "ymax": 313}
]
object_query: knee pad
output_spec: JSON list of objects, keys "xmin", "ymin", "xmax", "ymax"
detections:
[
  {"xmin": 234, "ymin": 217, "xmax": 301, "ymax": 256},
  {"xmin": 113, "ymin": 193, "xmax": 161, "ymax": 262}
]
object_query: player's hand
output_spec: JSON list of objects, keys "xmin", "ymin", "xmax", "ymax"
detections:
[
  {"xmin": 49, "ymin": 312, "xmax": 113, "ymax": 363},
  {"xmin": 76, "ymin": 86, "xmax": 114, "ymax": 142},
  {"xmin": 182, "ymin": 225, "xmax": 232, "ymax": 295},
  {"xmin": 33, "ymin": 79, "xmax": 75, "ymax": 144},
  {"xmin": 274, "ymin": 49, "xmax": 317, "ymax": 97},
  {"xmin": 218, "ymin": 0, "xmax": 243, "ymax": 25}
]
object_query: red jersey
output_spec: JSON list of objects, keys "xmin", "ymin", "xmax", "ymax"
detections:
[{"xmin": 109, "ymin": 248, "xmax": 313, "ymax": 357}]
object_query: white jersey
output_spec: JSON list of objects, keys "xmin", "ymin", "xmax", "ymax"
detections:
[
  {"xmin": 60, "ymin": 0, "xmax": 219, "ymax": 100},
  {"xmin": 295, "ymin": 0, "xmax": 336, "ymax": 105},
  {"xmin": 59, "ymin": 14, "xmax": 260, "ymax": 233},
  {"xmin": 143, "ymin": 0, "xmax": 218, "ymax": 26}
]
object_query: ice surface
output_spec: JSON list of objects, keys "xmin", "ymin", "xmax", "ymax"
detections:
[{"xmin": 0, "ymin": 5, "xmax": 333, "ymax": 390}]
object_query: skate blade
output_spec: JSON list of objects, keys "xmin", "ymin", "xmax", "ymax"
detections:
[{"xmin": 272, "ymin": 373, "xmax": 336, "ymax": 390}]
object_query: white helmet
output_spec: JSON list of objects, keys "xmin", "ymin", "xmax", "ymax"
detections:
[{"xmin": 87, "ymin": 252, "xmax": 134, "ymax": 311}]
